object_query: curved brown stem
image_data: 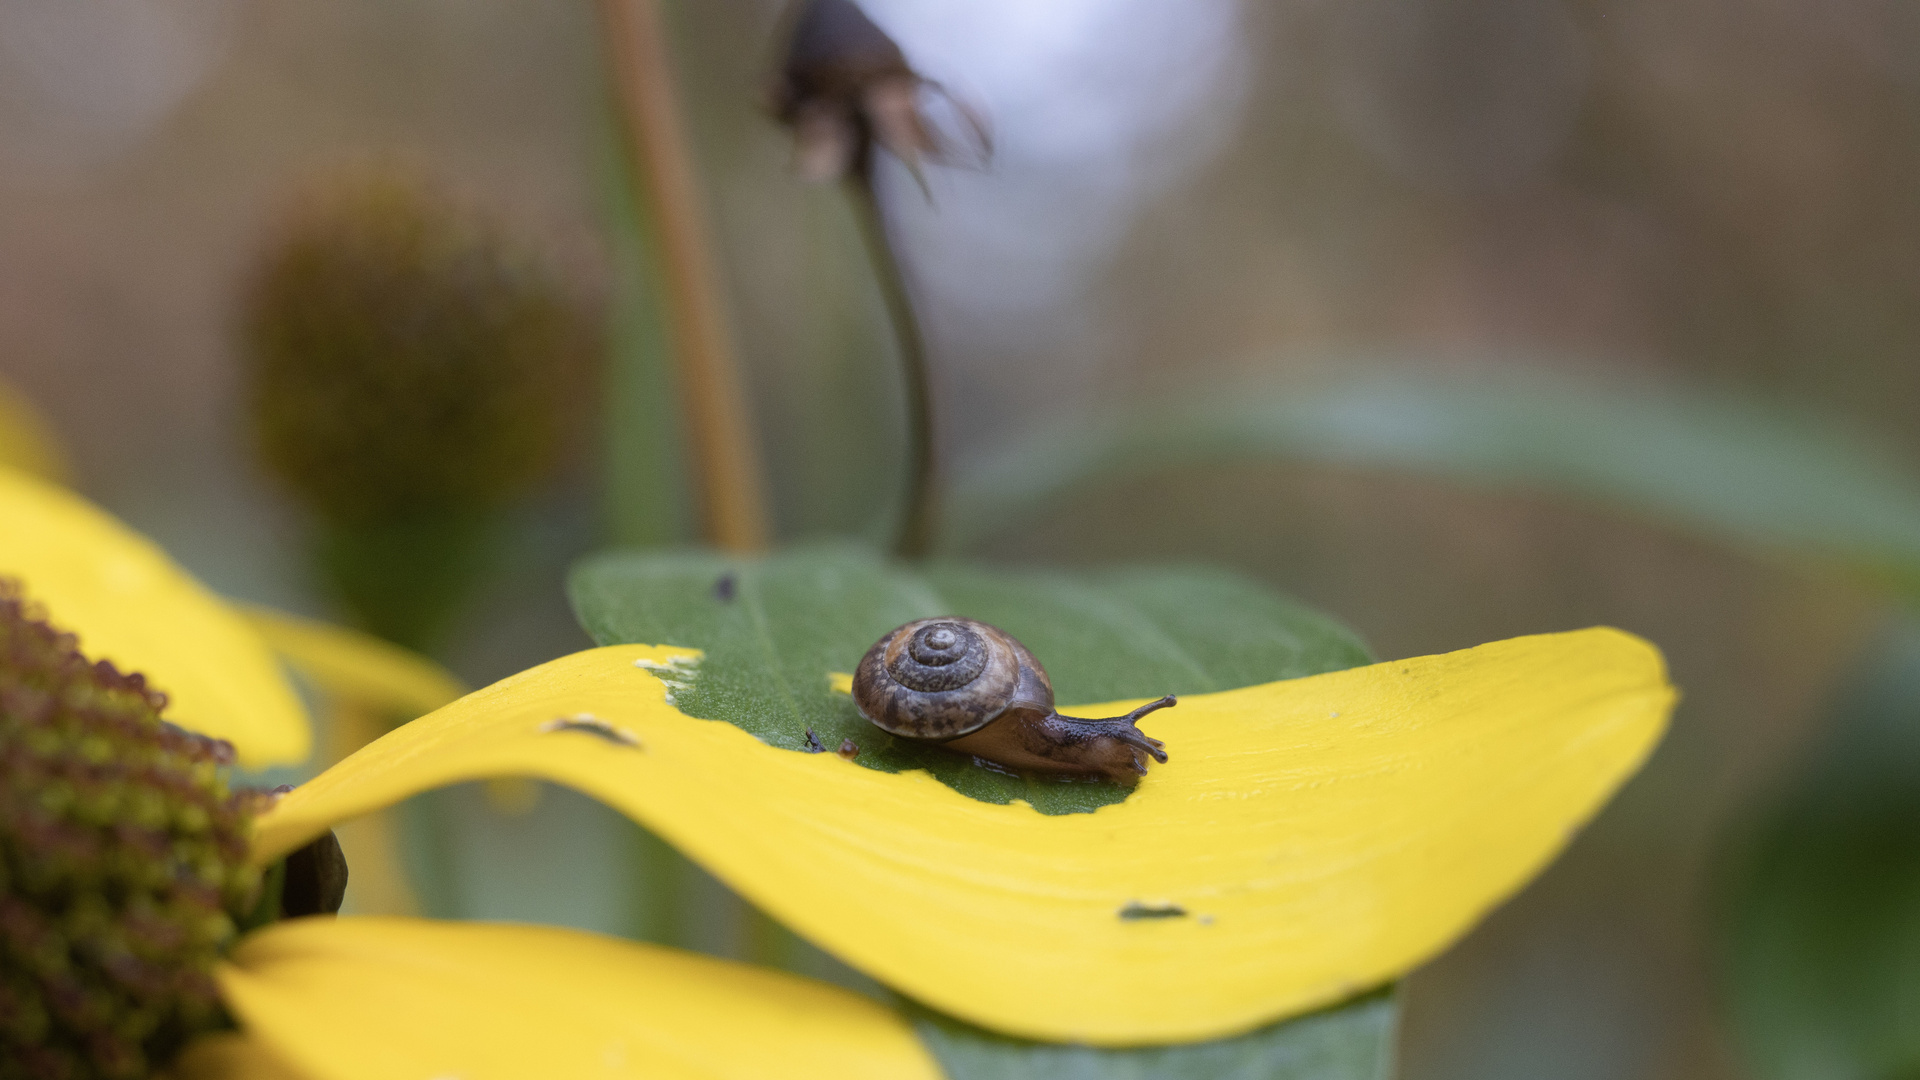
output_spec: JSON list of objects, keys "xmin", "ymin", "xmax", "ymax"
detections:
[
  {"xmin": 598, "ymin": 0, "xmax": 772, "ymax": 552},
  {"xmin": 846, "ymin": 162, "xmax": 938, "ymax": 560}
]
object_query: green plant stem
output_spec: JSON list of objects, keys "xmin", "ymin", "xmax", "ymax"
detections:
[
  {"xmin": 629, "ymin": 826, "xmax": 688, "ymax": 946},
  {"xmin": 597, "ymin": 0, "xmax": 772, "ymax": 553},
  {"xmin": 848, "ymin": 167, "xmax": 937, "ymax": 560}
]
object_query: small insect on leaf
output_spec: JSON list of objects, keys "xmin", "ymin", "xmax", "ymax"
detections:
[{"xmin": 804, "ymin": 727, "xmax": 828, "ymax": 753}]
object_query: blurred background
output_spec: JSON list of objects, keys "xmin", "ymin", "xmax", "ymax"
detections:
[{"xmin": 5, "ymin": 0, "xmax": 1919, "ymax": 1077}]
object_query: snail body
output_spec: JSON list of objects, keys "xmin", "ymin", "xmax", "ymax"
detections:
[{"xmin": 852, "ymin": 617, "xmax": 1173, "ymax": 783}]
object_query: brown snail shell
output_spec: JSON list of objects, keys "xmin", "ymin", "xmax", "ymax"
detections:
[{"xmin": 851, "ymin": 617, "xmax": 1174, "ymax": 783}]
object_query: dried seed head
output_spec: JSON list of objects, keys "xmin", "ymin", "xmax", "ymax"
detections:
[
  {"xmin": 244, "ymin": 169, "xmax": 598, "ymax": 526},
  {"xmin": 771, "ymin": 0, "xmax": 988, "ymax": 183},
  {"xmin": 0, "ymin": 581, "xmax": 267, "ymax": 1079}
]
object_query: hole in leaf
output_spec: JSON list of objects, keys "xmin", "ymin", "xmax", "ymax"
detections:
[
  {"xmin": 1118, "ymin": 900, "xmax": 1188, "ymax": 920},
  {"xmin": 540, "ymin": 714, "xmax": 642, "ymax": 748}
]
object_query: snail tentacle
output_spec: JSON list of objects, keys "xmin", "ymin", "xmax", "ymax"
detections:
[{"xmin": 1053, "ymin": 695, "xmax": 1176, "ymax": 764}]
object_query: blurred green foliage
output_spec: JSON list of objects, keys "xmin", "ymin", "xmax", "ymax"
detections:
[
  {"xmin": 911, "ymin": 991, "xmax": 1397, "ymax": 1080},
  {"xmin": 1720, "ymin": 621, "xmax": 1920, "ymax": 1080},
  {"xmin": 943, "ymin": 362, "xmax": 1920, "ymax": 1079},
  {"xmin": 951, "ymin": 367, "xmax": 1920, "ymax": 596}
]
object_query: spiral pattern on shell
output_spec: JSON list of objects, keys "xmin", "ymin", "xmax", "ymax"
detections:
[{"xmin": 853, "ymin": 618, "xmax": 1032, "ymax": 739}]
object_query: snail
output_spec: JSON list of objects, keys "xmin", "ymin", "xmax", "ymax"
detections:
[{"xmin": 851, "ymin": 617, "xmax": 1174, "ymax": 783}]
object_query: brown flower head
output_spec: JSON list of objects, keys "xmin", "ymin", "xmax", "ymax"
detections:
[
  {"xmin": 245, "ymin": 170, "xmax": 599, "ymax": 527},
  {"xmin": 242, "ymin": 169, "xmax": 601, "ymax": 648},
  {"xmin": 0, "ymin": 581, "xmax": 265, "ymax": 1079},
  {"xmin": 771, "ymin": 0, "xmax": 989, "ymax": 184}
]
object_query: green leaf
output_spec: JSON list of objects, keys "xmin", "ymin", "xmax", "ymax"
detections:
[
  {"xmin": 567, "ymin": 543, "xmax": 1371, "ymax": 816},
  {"xmin": 947, "ymin": 369, "xmax": 1920, "ymax": 595},
  {"xmin": 909, "ymin": 991, "xmax": 1397, "ymax": 1080},
  {"xmin": 570, "ymin": 546, "xmax": 1390, "ymax": 1074},
  {"xmin": 1719, "ymin": 620, "xmax": 1920, "ymax": 1080}
]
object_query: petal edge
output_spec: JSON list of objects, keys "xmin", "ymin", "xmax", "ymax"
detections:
[
  {"xmin": 255, "ymin": 627, "xmax": 1673, "ymax": 1043},
  {"xmin": 0, "ymin": 467, "xmax": 310, "ymax": 765},
  {"xmin": 216, "ymin": 917, "xmax": 941, "ymax": 1080}
]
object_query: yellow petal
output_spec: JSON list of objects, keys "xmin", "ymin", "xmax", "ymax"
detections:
[
  {"xmin": 255, "ymin": 628, "xmax": 1673, "ymax": 1045},
  {"xmin": 215, "ymin": 916, "xmax": 942, "ymax": 1080},
  {"xmin": 243, "ymin": 605, "xmax": 467, "ymax": 719},
  {"xmin": 239, "ymin": 610, "xmax": 461, "ymax": 917},
  {"xmin": 0, "ymin": 467, "xmax": 309, "ymax": 765},
  {"xmin": 239, "ymin": 611, "xmax": 462, "ymax": 914},
  {"xmin": 316, "ymin": 701, "xmax": 422, "ymax": 916},
  {"xmin": 0, "ymin": 378, "xmax": 68, "ymax": 483}
]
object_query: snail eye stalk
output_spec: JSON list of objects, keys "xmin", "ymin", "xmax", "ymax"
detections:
[{"xmin": 1056, "ymin": 696, "xmax": 1176, "ymax": 764}]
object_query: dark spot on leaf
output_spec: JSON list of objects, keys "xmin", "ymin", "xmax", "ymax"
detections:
[
  {"xmin": 713, "ymin": 574, "xmax": 736, "ymax": 602},
  {"xmin": 804, "ymin": 727, "xmax": 827, "ymax": 753},
  {"xmin": 837, "ymin": 738, "xmax": 860, "ymax": 760},
  {"xmin": 1118, "ymin": 900, "xmax": 1187, "ymax": 920},
  {"xmin": 539, "ymin": 715, "xmax": 642, "ymax": 748}
]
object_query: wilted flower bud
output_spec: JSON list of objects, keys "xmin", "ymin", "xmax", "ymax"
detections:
[
  {"xmin": 0, "ymin": 581, "xmax": 266, "ymax": 1079},
  {"xmin": 771, "ymin": 0, "xmax": 988, "ymax": 183},
  {"xmin": 245, "ymin": 170, "xmax": 596, "ymax": 527}
]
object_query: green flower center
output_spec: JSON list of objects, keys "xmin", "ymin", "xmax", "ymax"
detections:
[{"xmin": 0, "ymin": 582, "xmax": 263, "ymax": 1079}]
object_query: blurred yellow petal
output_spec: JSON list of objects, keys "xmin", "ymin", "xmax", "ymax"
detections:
[
  {"xmin": 237, "ymin": 609, "xmax": 460, "ymax": 916},
  {"xmin": 0, "ymin": 378, "xmax": 68, "ymax": 483},
  {"xmin": 243, "ymin": 605, "xmax": 466, "ymax": 719},
  {"xmin": 215, "ymin": 917, "xmax": 941, "ymax": 1080},
  {"xmin": 318, "ymin": 701, "xmax": 422, "ymax": 916},
  {"xmin": 256, "ymin": 628, "xmax": 1673, "ymax": 1045},
  {"xmin": 0, "ymin": 466, "xmax": 309, "ymax": 765}
]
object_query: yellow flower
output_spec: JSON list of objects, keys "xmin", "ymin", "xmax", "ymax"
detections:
[
  {"xmin": 240, "ymin": 604, "xmax": 467, "ymax": 724},
  {"xmin": 178, "ymin": 918, "xmax": 941, "ymax": 1080},
  {"xmin": 0, "ymin": 466, "xmax": 940, "ymax": 1079},
  {"xmin": 0, "ymin": 460, "xmax": 462, "ymax": 768},
  {"xmin": 0, "ymin": 409, "xmax": 1676, "ymax": 1067},
  {"xmin": 0, "ymin": 436, "xmax": 467, "ymax": 915},
  {"xmin": 255, "ymin": 626, "xmax": 1673, "ymax": 1048},
  {"xmin": 0, "ymin": 465, "xmax": 309, "ymax": 766},
  {"xmin": 0, "ymin": 383, "xmax": 463, "ymax": 769}
]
